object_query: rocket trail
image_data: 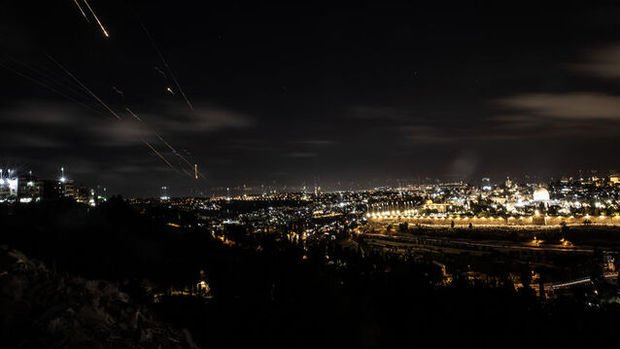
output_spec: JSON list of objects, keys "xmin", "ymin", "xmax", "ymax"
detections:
[
  {"xmin": 0, "ymin": 60, "xmax": 103, "ymax": 115},
  {"xmin": 143, "ymin": 141, "xmax": 175, "ymax": 170},
  {"xmin": 135, "ymin": 20, "xmax": 208, "ymax": 180},
  {"xmin": 47, "ymin": 55, "xmax": 122, "ymax": 120},
  {"xmin": 45, "ymin": 56, "xmax": 180, "ymax": 171},
  {"xmin": 7, "ymin": 56, "xmax": 103, "ymax": 104},
  {"xmin": 154, "ymin": 66, "xmax": 167, "ymax": 79},
  {"xmin": 83, "ymin": 0, "xmax": 109, "ymax": 38},
  {"xmin": 125, "ymin": 107, "xmax": 143, "ymax": 121},
  {"xmin": 72, "ymin": 0, "xmax": 90, "ymax": 22},
  {"xmin": 166, "ymin": 67, "xmax": 193, "ymax": 111},
  {"xmin": 126, "ymin": 107, "xmax": 197, "ymax": 171},
  {"xmin": 127, "ymin": 108, "xmax": 207, "ymax": 180},
  {"xmin": 112, "ymin": 86, "xmax": 124, "ymax": 97},
  {"xmin": 139, "ymin": 21, "xmax": 194, "ymax": 111}
]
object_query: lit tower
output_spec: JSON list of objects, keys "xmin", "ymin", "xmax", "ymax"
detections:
[
  {"xmin": 57, "ymin": 167, "xmax": 66, "ymax": 197},
  {"xmin": 190, "ymin": 163, "xmax": 206, "ymax": 197},
  {"xmin": 160, "ymin": 186, "xmax": 170, "ymax": 201},
  {"xmin": 481, "ymin": 177, "xmax": 492, "ymax": 191}
]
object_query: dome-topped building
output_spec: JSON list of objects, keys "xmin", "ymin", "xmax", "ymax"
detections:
[{"xmin": 533, "ymin": 187, "xmax": 550, "ymax": 202}]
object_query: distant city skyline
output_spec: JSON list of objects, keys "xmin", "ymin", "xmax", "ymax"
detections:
[{"xmin": 1, "ymin": 162, "xmax": 618, "ymax": 198}]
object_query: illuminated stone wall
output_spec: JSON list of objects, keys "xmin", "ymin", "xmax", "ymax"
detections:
[{"xmin": 367, "ymin": 215, "xmax": 620, "ymax": 226}]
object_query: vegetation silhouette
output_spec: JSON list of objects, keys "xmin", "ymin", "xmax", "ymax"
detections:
[{"xmin": 2, "ymin": 200, "xmax": 620, "ymax": 349}]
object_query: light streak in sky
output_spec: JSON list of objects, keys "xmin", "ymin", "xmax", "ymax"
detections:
[
  {"xmin": 72, "ymin": 0, "xmax": 90, "ymax": 22},
  {"xmin": 144, "ymin": 141, "xmax": 175, "ymax": 170},
  {"xmin": 126, "ymin": 107, "xmax": 202, "ymax": 177},
  {"xmin": 112, "ymin": 86, "xmax": 124, "ymax": 97},
  {"xmin": 47, "ymin": 56, "xmax": 181, "ymax": 171},
  {"xmin": 0, "ymin": 60, "xmax": 101, "ymax": 115},
  {"xmin": 14, "ymin": 11, "xmax": 208, "ymax": 179},
  {"xmin": 125, "ymin": 107, "xmax": 143, "ymax": 122},
  {"xmin": 47, "ymin": 55, "xmax": 122, "ymax": 120},
  {"xmin": 139, "ymin": 21, "xmax": 194, "ymax": 111},
  {"xmin": 154, "ymin": 66, "xmax": 167, "ymax": 79},
  {"xmin": 83, "ymin": 0, "xmax": 109, "ymax": 38}
]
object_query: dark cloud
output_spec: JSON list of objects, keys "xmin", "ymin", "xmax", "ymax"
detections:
[
  {"xmin": 0, "ymin": 100, "xmax": 253, "ymax": 147},
  {"xmin": 141, "ymin": 102, "xmax": 254, "ymax": 133},
  {"xmin": 496, "ymin": 93, "xmax": 620, "ymax": 121},
  {"xmin": 488, "ymin": 44, "xmax": 620, "ymax": 142},
  {"xmin": 570, "ymin": 45, "xmax": 620, "ymax": 79}
]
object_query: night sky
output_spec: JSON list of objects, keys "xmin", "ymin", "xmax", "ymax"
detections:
[{"xmin": 2, "ymin": 1, "xmax": 620, "ymax": 196}]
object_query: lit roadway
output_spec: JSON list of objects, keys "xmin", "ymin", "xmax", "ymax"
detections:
[
  {"xmin": 357, "ymin": 232, "xmax": 619, "ymax": 297},
  {"xmin": 360, "ymin": 232, "xmax": 597, "ymax": 255}
]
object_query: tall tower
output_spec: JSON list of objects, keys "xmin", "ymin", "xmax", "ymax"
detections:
[
  {"xmin": 481, "ymin": 177, "xmax": 491, "ymax": 191},
  {"xmin": 58, "ymin": 167, "xmax": 66, "ymax": 197},
  {"xmin": 189, "ymin": 163, "xmax": 206, "ymax": 197},
  {"xmin": 160, "ymin": 186, "xmax": 170, "ymax": 201}
]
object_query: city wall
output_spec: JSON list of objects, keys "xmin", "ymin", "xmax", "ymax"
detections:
[{"xmin": 368, "ymin": 215, "xmax": 620, "ymax": 227}]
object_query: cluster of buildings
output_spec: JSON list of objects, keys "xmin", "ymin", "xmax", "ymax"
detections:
[
  {"xmin": 91, "ymin": 171, "xmax": 620, "ymax": 231},
  {"xmin": 129, "ymin": 189, "xmax": 369, "ymax": 246},
  {"xmin": 134, "ymin": 172, "xmax": 620, "ymax": 233},
  {"xmin": 366, "ymin": 174, "xmax": 620, "ymax": 225},
  {"xmin": 0, "ymin": 167, "xmax": 106, "ymax": 206}
]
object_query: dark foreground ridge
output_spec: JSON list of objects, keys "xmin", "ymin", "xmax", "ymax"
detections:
[
  {"xmin": 1, "ymin": 199, "xmax": 620, "ymax": 348},
  {"xmin": 0, "ymin": 246, "xmax": 197, "ymax": 349}
]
